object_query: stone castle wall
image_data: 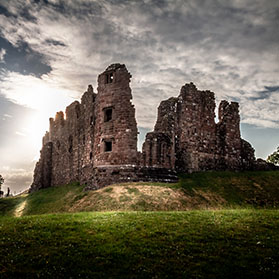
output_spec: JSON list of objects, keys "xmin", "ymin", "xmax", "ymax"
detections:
[
  {"xmin": 142, "ymin": 83, "xmax": 255, "ymax": 173},
  {"xmin": 93, "ymin": 64, "xmax": 138, "ymax": 167},
  {"xmin": 30, "ymin": 64, "xmax": 261, "ymax": 192}
]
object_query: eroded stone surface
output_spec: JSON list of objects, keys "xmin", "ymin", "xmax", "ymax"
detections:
[
  {"xmin": 30, "ymin": 64, "xmax": 273, "ymax": 192},
  {"xmin": 142, "ymin": 82, "xmax": 258, "ymax": 172}
]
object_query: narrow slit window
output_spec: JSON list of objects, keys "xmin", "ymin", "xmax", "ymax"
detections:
[
  {"xmin": 104, "ymin": 141, "xmax": 112, "ymax": 152},
  {"xmin": 68, "ymin": 136, "xmax": 73, "ymax": 153},
  {"xmin": 104, "ymin": 108, "xmax": 112, "ymax": 122},
  {"xmin": 106, "ymin": 73, "xmax": 113, "ymax": 83},
  {"xmin": 57, "ymin": 140, "xmax": 60, "ymax": 150}
]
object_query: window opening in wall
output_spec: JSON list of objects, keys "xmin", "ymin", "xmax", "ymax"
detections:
[
  {"xmin": 167, "ymin": 154, "xmax": 171, "ymax": 166},
  {"xmin": 104, "ymin": 108, "xmax": 112, "ymax": 122},
  {"xmin": 149, "ymin": 142, "xmax": 153, "ymax": 165},
  {"xmin": 161, "ymin": 143, "xmax": 165, "ymax": 163},
  {"xmin": 68, "ymin": 135, "xmax": 73, "ymax": 153},
  {"xmin": 89, "ymin": 152, "xmax": 93, "ymax": 160},
  {"xmin": 90, "ymin": 116, "xmax": 94, "ymax": 125},
  {"xmin": 83, "ymin": 135, "xmax": 86, "ymax": 144},
  {"xmin": 106, "ymin": 72, "xmax": 113, "ymax": 83},
  {"xmin": 104, "ymin": 141, "xmax": 112, "ymax": 152}
]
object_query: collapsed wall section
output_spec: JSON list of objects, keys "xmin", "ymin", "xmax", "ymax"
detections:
[
  {"xmin": 142, "ymin": 82, "xmax": 256, "ymax": 172},
  {"xmin": 31, "ymin": 142, "xmax": 53, "ymax": 189},
  {"xmin": 216, "ymin": 100, "xmax": 242, "ymax": 169},
  {"xmin": 142, "ymin": 97, "xmax": 178, "ymax": 169},
  {"xmin": 30, "ymin": 85, "xmax": 96, "ymax": 191},
  {"xmin": 176, "ymin": 83, "xmax": 217, "ymax": 172}
]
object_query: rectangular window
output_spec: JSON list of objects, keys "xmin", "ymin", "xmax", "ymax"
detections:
[
  {"xmin": 104, "ymin": 141, "xmax": 112, "ymax": 152},
  {"xmin": 104, "ymin": 108, "xmax": 112, "ymax": 122},
  {"xmin": 106, "ymin": 73, "xmax": 113, "ymax": 83},
  {"xmin": 90, "ymin": 116, "xmax": 94, "ymax": 125}
]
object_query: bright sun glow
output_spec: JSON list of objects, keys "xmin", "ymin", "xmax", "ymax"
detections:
[
  {"xmin": 2, "ymin": 72, "xmax": 75, "ymax": 113},
  {"xmin": 23, "ymin": 111, "xmax": 50, "ymax": 159},
  {"xmin": 1, "ymin": 72, "xmax": 78, "ymax": 161}
]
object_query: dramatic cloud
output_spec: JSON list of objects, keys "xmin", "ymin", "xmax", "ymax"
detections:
[
  {"xmin": 0, "ymin": 0, "xmax": 278, "ymax": 192},
  {"xmin": 0, "ymin": 0, "xmax": 278, "ymax": 128}
]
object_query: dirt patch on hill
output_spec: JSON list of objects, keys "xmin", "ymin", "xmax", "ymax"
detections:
[{"xmin": 68, "ymin": 185, "xmax": 228, "ymax": 212}]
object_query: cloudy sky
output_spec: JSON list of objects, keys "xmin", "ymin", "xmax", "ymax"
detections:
[{"xmin": 0, "ymin": 0, "xmax": 278, "ymax": 194}]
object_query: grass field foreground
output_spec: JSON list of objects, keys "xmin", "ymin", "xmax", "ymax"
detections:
[{"xmin": 0, "ymin": 210, "xmax": 279, "ymax": 278}]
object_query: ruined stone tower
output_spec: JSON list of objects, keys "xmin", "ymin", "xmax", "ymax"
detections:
[
  {"xmin": 30, "ymin": 64, "xmax": 259, "ymax": 192},
  {"xmin": 93, "ymin": 64, "xmax": 138, "ymax": 167},
  {"xmin": 142, "ymin": 82, "xmax": 256, "ymax": 173}
]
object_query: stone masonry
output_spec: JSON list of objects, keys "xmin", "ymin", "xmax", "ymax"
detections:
[
  {"xmin": 142, "ymin": 83, "xmax": 256, "ymax": 173},
  {"xmin": 30, "ymin": 64, "xmax": 261, "ymax": 192}
]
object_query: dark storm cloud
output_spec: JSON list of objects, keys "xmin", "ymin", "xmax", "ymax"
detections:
[
  {"xmin": 0, "ymin": 4, "xmax": 15, "ymax": 18},
  {"xmin": 1, "ymin": 0, "xmax": 277, "ymax": 127},
  {"xmin": 32, "ymin": 0, "xmax": 104, "ymax": 19},
  {"xmin": 0, "ymin": 36, "xmax": 51, "ymax": 77},
  {"xmin": 0, "ymin": 3, "xmax": 37, "ymax": 22},
  {"xmin": 45, "ymin": 39, "xmax": 66, "ymax": 47},
  {"xmin": 19, "ymin": 7, "xmax": 38, "ymax": 23},
  {"xmin": 250, "ymin": 86, "xmax": 279, "ymax": 101},
  {"xmin": 0, "ymin": 0, "xmax": 278, "ymax": 125}
]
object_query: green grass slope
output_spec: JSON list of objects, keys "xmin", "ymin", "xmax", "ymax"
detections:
[
  {"xmin": 1, "ymin": 171, "xmax": 279, "ymax": 278},
  {"xmin": 0, "ymin": 210, "xmax": 278, "ymax": 278},
  {"xmin": 1, "ymin": 171, "xmax": 279, "ymax": 216}
]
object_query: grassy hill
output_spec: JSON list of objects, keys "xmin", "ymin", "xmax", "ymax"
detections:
[
  {"xmin": 1, "ymin": 171, "xmax": 279, "ymax": 216},
  {"xmin": 1, "ymin": 171, "xmax": 279, "ymax": 278}
]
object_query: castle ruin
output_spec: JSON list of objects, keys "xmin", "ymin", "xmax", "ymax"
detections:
[{"xmin": 30, "ymin": 63, "xmax": 257, "ymax": 192}]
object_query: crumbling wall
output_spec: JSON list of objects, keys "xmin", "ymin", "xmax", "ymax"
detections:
[
  {"xmin": 31, "ymin": 85, "xmax": 96, "ymax": 191},
  {"xmin": 93, "ymin": 64, "xmax": 138, "ymax": 167},
  {"xmin": 31, "ymin": 142, "xmax": 52, "ymax": 189},
  {"xmin": 78, "ymin": 85, "xmax": 97, "ymax": 184},
  {"xmin": 176, "ymin": 83, "xmax": 217, "ymax": 172},
  {"xmin": 30, "ymin": 64, "xmax": 141, "ymax": 192},
  {"xmin": 142, "ymin": 97, "xmax": 178, "ymax": 169},
  {"xmin": 216, "ymin": 100, "xmax": 241, "ymax": 169},
  {"xmin": 142, "ymin": 82, "xmax": 256, "ymax": 172},
  {"xmin": 31, "ymin": 64, "xmax": 260, "ymax": 193},
  {"xmin": 241, "ymin": 139, "xmax": 256, "ymax": 170}
]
